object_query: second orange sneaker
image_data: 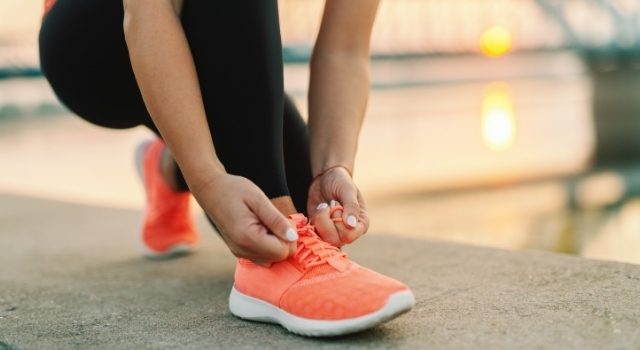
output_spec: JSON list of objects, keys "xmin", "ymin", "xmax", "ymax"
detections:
[
  {"xmin": 135, "ymin": 138, "xmax": 200, "ymax": 259},
  {"xmin": 229, "ymin": 210, "xmax": 415, "ymax": 337}
]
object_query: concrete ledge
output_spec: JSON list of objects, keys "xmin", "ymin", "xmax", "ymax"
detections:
[{"xmin": 1, "ymin": 194, "xmax": 639, "ymax": 349}]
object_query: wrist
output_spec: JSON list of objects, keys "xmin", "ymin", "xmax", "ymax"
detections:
[
  {"xmin": 310, "ymin": 165, "xmax": 353, "ymax": 187},
  {"xmin": 309, "ymin": 134, "xmax": 357, "ymax": 177},
  {"xmin": 312, "ymin": 156, "xmax": 355, "ymax": 177},
  {"xmin": 179, "ymin": 157, "xmax": 226, "ymax": 195}
]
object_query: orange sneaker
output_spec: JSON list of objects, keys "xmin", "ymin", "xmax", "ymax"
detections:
[
  {"xmin": 229, "ymin": 209, "xmax": 415, "ymax": 337},
  {"xmin": 135, "ymin": 138, "xmax": 200, "ymax": 259}
]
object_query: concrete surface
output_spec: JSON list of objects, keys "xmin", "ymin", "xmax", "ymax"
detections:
[{"xmin": 1, "ymin": 194, "xmax": 639, "ymax": 349}]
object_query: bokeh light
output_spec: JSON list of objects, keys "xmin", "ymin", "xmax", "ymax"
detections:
[
  {"xmin": 482, "ymin": 83, "xmax": 516, "ymax": 152},
  {"xmin": 480, "ymin": 26, "xmax": 512, "ymax": 57}
]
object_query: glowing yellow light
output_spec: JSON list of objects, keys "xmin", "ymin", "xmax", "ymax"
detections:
[
  {"xmin": 482, "ymin": 83, "xmax": 516, "ymax": 152},
  {"xmin": 480, "ymin": 26, "xmax": 512, "ymax": 57}
]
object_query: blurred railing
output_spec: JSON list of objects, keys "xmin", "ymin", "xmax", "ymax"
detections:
[
  {"xmin": 2, "ymin": 0, "xmax": 640, "ymax": 75},
  {"xmin": 280, "ymin": 0, "xmax": 640, "ymax": 59}
]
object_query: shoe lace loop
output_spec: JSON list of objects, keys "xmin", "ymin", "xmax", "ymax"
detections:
[{"xmin": 292, "ymin": 217, "xmax": 347, "ymax": 270}]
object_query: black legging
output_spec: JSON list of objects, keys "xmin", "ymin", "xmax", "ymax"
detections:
[{"xmin": 39, "ymin": 0, "xmax": 313, "ymax": 213}]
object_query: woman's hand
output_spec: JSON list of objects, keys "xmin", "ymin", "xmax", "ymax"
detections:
[
  {"xmin": 193, "ymin": 173, "xmax": 298, "ymax": 267},
  {"xmin": 305, "ymin": 0, "xmax": 379, "ymax": 248},
  {"xmin": 307, "ymin": 167, "xmax": 370, "ymax": 247}
]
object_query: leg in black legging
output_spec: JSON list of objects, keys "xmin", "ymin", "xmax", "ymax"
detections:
[
  {"xmin": 39, "ymin": 0, "xmax": 311, "ymax": 212},
  {"xmin": 40, "ymin": 0, "xmax": 148, "ymax": 130},
  {"xmin": 180, "ymin": 0, "xmax": 289, "ymax": 201},
  {"xmin": 283, "ymin": 95, "xmax": 312, "ymax": 213}
]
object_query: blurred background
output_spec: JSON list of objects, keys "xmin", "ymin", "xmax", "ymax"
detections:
[{"xmin": 2, "ymin": 0, "xmax": 640, "ymax": 264}]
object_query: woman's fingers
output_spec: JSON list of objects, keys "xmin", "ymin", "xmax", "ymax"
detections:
[
  {"xmin": 246, "ymin": 192, "xmax": 298, "ymax": 244},
  {"xmin": 199, "ymin": 174, "xmax": 298, "ymax": 267},
  {"xmin": 313, "ymin": 202, "xmax": 343, "ymax": 247},
  {"xmin": 314, "ymin": 200, "xmax": 365, "ymax": 246},
  {"xmin": 356, "ymin": 189, "xmax": 371, "ymax": 233},
  {"xmin": 221, "ymin": 213, "xmax": 293, "ymax": 267},
  {"xmin": 330, "ymin": 201, "xmax": 363, "ymax": 244},
  {"xmin": 306, "ymin": 167, "xmax": 371, "ymax": 246},
  {"xmin": 243, "ymin": 191, "xmax": 298, "ymax": 261},
  {"xmin": 337, "ymin": 186, "xmax": 361, "ymax": 229}
]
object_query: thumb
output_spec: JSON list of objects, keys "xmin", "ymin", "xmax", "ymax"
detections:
[
  {"xmin": 339, "ymin": 186, "xmax": 361, "ymax": 229},
  {"xmin": 246, "ymin": 193, "xmax": 299, "ymax": 243}
]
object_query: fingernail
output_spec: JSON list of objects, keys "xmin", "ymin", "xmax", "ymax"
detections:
[
  {"xmin": 317, "ymin": 203, "xmax": 329, "ymax": 210},
  {"xmin": 347, "ymin": 215, "xmax": 357, "ymax": 228},
  {"xmin": 285, "ymin": 228, "xmax": 299, "ymax": 242},
  {"xmin": 330, "ymin": 200, "xmax": 336, "ymax": 208}
]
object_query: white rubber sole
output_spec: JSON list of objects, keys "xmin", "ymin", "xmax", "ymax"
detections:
[
  {"xmin": 229, "ymin": 287, "xmax": 415, "ymax": 337},
  {"xmin": 134, "ymin": 140, "xmax": 199, "ymax": 260},
  {"xmin": 139, "ymin": 241, "xmax": 198, "ymax": 260}
]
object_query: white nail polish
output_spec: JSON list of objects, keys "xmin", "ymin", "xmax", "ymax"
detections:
[
  {"xmin": 285, "ymin": 228, "xmax": 298, "ymax": 242},
  {"xmin": 347, "ymin": 215, "xmax": 357, "ymax": 228},
  {"xmin": 330, "ymin": 200, "xmax": 336, "ymax": 208},
  {"xmin": 317, "ymin": 203, "xmax": 329, "ymax": 210}
]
